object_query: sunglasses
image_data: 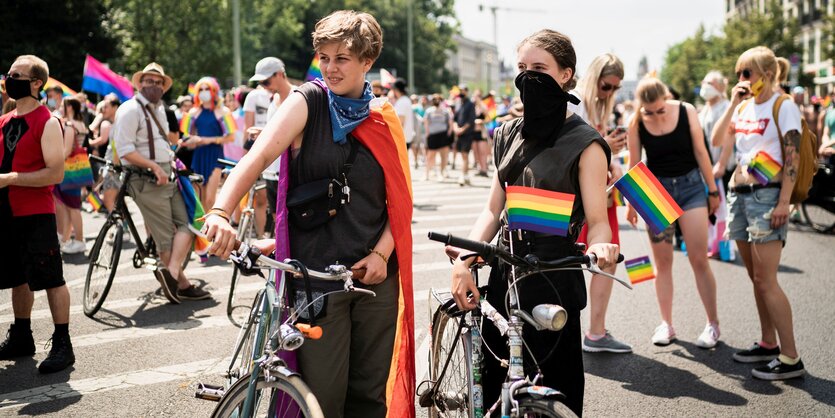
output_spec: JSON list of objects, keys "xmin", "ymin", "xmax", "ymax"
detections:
[
  {"xmin": 5, "ymin": 72, "xmax": 33, "ymax": 80},
  {"xmin": 736, "ymin": 68, "xmax": 752, "ymax": 79},
  {"xmin": 641, "ymin": 106, "xmax": 666, "ymax": 116},
  {"xmin": 601, "ymin": 82, "xmax": 621, "ymax": 92}
]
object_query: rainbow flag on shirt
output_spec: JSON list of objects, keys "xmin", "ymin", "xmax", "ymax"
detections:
[
  {"xmin": 506, "ymin": 186, "xmax": 575, "ymax": 236},
  {"xmin": 613, "ymin": 161, "xmax": 683, "ymax": 235},
  {"xmin": 305, "ymin": 53, "xmax": 322, "ymax": 81},
  {"xmin": 747, "ymin": 151, "xmax": 781, "ymax": 185},
  {"xmin": 625, "ymin": 256, "xmax": 656, "ymax": 284}
]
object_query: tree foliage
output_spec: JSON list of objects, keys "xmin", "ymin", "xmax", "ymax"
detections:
[{"xmin": 661, "ymin": 0, "xmax": 803, "ymax": 104}]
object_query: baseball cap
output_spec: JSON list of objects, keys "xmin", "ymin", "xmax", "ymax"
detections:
[
  {"xmin": 249, "ymin": 57, "xmax": 285, "ymax": 82},
  {"xmin": 791, "ymin": 86, "xmax": 805, "ymax": 95}
]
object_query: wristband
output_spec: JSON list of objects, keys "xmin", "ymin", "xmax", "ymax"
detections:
[
  {"xmin": 203, "ymin": 207, "xmax": 231, "ymax": 223},
  {"xmin": 707, "ymin": 190, "xmax": 720, "ymax": 197},
  {"xmin": 369, "ymin": 249, "xmax": 389, "ymax": 264}
]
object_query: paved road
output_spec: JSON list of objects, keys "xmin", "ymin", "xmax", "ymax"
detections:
[{"xmin": 1, "ymin": 169, "xmax": 834, "ymax": 417}]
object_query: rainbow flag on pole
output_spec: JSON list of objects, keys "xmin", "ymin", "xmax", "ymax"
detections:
[
  {"xmin": 43, "ymin": 77, "xmax": 77, "ymax": 97},
  {"xmin": 613, "ymin": 161, "xmax": 683, "ymax": 235},
  {"xmin": 506, "ymin": 186, "xmax": 575, "ymax": 236},
  {"xmin": 179, "ymin": 112, "xmax": 194, "ymax": 135},
  {"xmin": 747, "ymin": 151, "xmax": 781, "ymax": 185},
  {"xmin": 305, "ymin": 53, "xmax": 322, "ymax": 81},
  {"xmin": 625, "ymin": 256, "xmax": 656, "ymax": 284},
  {"xmin": 82, "ymin": 55, "xmax": 134, "ymax": 102},
  {"xmin": 187, "ymin": 82, "xmax": 197, "ymax": 97},
  {"xmin": 85, "ymin": 192, "xmax": 103, "ymax": 212}
]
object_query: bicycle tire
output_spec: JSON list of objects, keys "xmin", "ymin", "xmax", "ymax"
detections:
[
  {"xmin": 212, "ymin": 372, "xmax": 324, "ymax": 418},
  {"xmin": 228, "ymin": 211, "xmax": 254, "ymax": 316},
  {"xmin": 84, "ymin": 221, "xmax": 123, "ymax": 317},
  {"xmin": 228, "ymin": 289, "xmax": 266, "ymax": 381},
  {"xmin": 515, "ymin": 398, "xmax": 577, "ymax": 418},
  {"xmin": 429, "ymin": 306, "xmax": 472, "ymax": 418},
  {"xmin": 801, "ymin": 201, "xmax": 835, "ymax": 233}
]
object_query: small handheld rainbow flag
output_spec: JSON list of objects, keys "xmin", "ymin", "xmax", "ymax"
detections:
[
  {"xmin": 180, "ymin": 112, "xmax": 194, "ymax": 135},
  {"xmin": 305, "ymin": 53, "xmax": 322, "ymax": 81},
  {"xmin": 219, "ymin": 112, "xmax": 237, "ymax": 136},
  {"xmin": 747, "ymin": 151, "xmax": 781, "ymax": 185},
  {"xmin": 611, "ymin": 187, "xmax": 626, "ymax": 207},
  {"xmin": 506, "ymin": 185, "xmax": 575, "ymax": 236},
  {"xmin": 187, "ymin": 83, "xmax": 197, "ymax": 97},
  {"xmin": 613, "ymin": 161, "xmax": 683, "ymax": 235},
  {"xmin": 86, "ymin": 192, "xmax": 103, "ymax": 212},
  {"xmin": 625, "ymin": 256, "xmax": 656, "ymax": 284}
]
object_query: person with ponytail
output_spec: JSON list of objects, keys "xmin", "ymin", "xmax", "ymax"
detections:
[
  {"xmin": 447, "ymin": 29, "xmax": 619, "ymax": 416},
  {"xmin": 181, "ymin": 77, "xmax": 235, "ymax": 210},
  {"xmin": 710, "ymin": 46, "xmax": 806, "ymax": 380},
  {"xmin": 567, "ymin": 53, "xmax": 632, "ymax": 354},
  {"xmin": 626, "ymin": 77, "xmax": 721, "ymax": 349}
]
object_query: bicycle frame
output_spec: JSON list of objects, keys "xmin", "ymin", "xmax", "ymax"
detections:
[{"xmin": 108, "ymin": 167, "xmax": 156, "ymax": 269}]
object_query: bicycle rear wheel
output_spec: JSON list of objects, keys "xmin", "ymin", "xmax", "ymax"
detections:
[
  {"xmin": 212, "ymin": 372, "xmax": 323, "ymax": 418},
  {"xmin": 516, "ymin": 398, "xmax": 577, "ymax": 418},
  {"xmin": 228, "ymin": 211, "xmax": 255, "ymax": 316},
  {"xmin": 429, "ymin": 303, "xmax": 472, "ymax": 418},
  {"xmin": 84, "ymin": 220, "xmax": 123, "ymax": 317},
  {"xmin": 801, "ymin": 201, "xmax": 835, "ymax": 233}
]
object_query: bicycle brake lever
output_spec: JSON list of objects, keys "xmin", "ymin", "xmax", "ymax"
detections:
[{"xmin": 586, "ymin": 257, "xmax": 632, "ymax": 290}]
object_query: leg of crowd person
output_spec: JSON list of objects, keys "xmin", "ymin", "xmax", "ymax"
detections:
[
  {"xmin": 54, "ymin": 197, "xmax": 69, "ymax": 241},
  {"xmin": 254, "ymin": 188, "xmax": 267, "ymax": 238},
  {"xmin": 649, "ymin": 226, "xmax": 676, "ymax": 344},
  {"xmin": 425, "ymin": 148, "xmax": 436, "ymax": 180},
  {"xmin": 68, "ymin": 206, "xmax": 84, "ymax": 247},
  {"xmin": 202, "ymin": 168, "xmax": 222, "ymax": 212},
  {"xmin": 438, "ymin": 145, "xmax": 449, "ymax": 178},
  {"xmin": 474, "ymin": 139, "xmax": 489, "ymax": 175},
  {"xmin": 587, "ymin": 266, "xmax": 616, "ymax": 335},
  {"xmin": 679, "ymin": 208, "xmax": 720, "ymax": 347}
]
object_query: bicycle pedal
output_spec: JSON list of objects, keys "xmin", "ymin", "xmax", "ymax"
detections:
[
  {"xmin": 194, "ymin": 382, "xmax": 225, "ymax": 402},
  {"xmin": 142, "ymin": 257, "xmax": 159, "ymax": 271}
]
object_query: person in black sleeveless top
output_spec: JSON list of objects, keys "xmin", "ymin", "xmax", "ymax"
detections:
[
  {"xmin": 447, "ymin": 29, "xmax": 618, "ymax": 416},
  {"xmin": 626, "ymin": 77, "xmax": 722, "ymax": 349},
  {"xmin": 205, "ymin": 11, "xmax": 413, "ymax": 417}
]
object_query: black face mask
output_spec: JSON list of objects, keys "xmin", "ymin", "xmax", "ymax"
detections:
[
  {"xmin": 515, "ymin": 70, "xmax": 580, "ymax": 142},
  {"xmin": 5, "ymin": 77, "xmax": 38, "ymax": 101}
]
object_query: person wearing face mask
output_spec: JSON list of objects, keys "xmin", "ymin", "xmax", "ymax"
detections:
[
  {"xmin": 180, "ymin": 77, "xmax": 235, "ymax": 211},
  {"xmin": 46, "ymin": 86, "xmax": 64, "ymax": 118},
  {"xmin": 112, "ymin": 62, "xmax": 211, "ymax": 303},
  {"xmin": 446, "ymin": 29, "xmax": 618, "ymax": 416},
  {"xmin": 0, "ymin": 55, "xmax": 76, "ymax": 374},
  {"xmin": 700, "ymin": 71, "xmax": 734, "ymax": 191}
]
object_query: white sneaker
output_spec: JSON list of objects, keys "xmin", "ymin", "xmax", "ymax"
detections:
[
  {"xmin": 651, "ymin": 322, "xmax": 677, "ymax": 346},
  {"xmin": 61, "ymin": 239, "xmax": 86, "ymax": 254},
  {"xmin": 695, "ymin": 323, "xmax": 721, "ymax": 349}
]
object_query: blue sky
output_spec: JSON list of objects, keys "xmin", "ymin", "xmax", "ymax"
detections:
[{"xmin": 454, "ymin": 0, "xmax": 727, "ymax": 80}]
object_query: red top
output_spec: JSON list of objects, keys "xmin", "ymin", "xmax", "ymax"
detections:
[{"xmin": 0, "ymin": 106, "xmax": 56, "ymax": 216}]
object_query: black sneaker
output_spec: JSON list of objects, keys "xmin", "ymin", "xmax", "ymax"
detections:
[
  {"xmin": 0, "ymin": 324, "xmax": 36, "ymax": 360},
  {"xmin": 752, "ymin": 358, "xmax": 806, "ymax": 380},
  {"xmin": 157, "ymin": 268, "xmax": 181, "ymax": 304},
  {"xmin": 733, "ymin": 342, "xmax": 780, "ymax": 363},
  {"xmin": 177, "ymin": 285, "xmax": 212, "ymax": 301},
  {"xmin": 38, "ymin": 334, "xmax": 75, "ymax": 374}
]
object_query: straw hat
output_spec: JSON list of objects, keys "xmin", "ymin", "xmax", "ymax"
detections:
[{"xmin": 131, "ymin": 62, "xmax": 173, "ymax": 92}]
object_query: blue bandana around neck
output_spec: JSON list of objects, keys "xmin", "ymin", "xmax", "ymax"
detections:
[{"xmin": 314, "ymin": 78, "xmax": 373, "ymax": 144}]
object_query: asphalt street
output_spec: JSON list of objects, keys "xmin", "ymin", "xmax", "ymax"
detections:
[{"xmin": 1, "ymin": 166, "xmax": 834, "ymax": 417}]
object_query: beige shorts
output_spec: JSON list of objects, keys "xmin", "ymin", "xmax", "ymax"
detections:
[{"xmin": 127, "ymin": 166, "xmax": 191, "ymax": 252}]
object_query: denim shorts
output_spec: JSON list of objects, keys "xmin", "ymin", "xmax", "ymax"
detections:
[
  {"xmin": 657, "ymin": 168, "xmax": 707, "ymax": 212},
  {"xmin": 727, "ymin": 187, "xmax": 787, "ymax": 244}
]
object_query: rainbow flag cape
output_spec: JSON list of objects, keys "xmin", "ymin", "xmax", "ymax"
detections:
[
  {"xmin": 86, "ymin": 192, "xmax": 103, "ymax": 212},
  {"xmin": 305, "ymin": 53, "xmax": 322, "ymax": 81},
  {"xmin": 82, "ymin": 55, "xmax": 134, "ymax": 102},
  {"xmin": 506, "ymin": 186, "xmax": 574, "ymax": 237},
  {"xmin": 43, "ymin": 77, "xmax": 77, "ymax": 97},
  {"xmin": 747, "ymin": 150, "xmax": 781, "ymax": 185},
  {"xmin": 175, "ymin": 160, "xmax": 210, "ymax": 259},
  {"xmin": 613, "ymin": 161, "xmax": 683, "ymax": 235},
  {"xmin": 625, "ymin": 256, "xmax": 655, "ymax": 284}
]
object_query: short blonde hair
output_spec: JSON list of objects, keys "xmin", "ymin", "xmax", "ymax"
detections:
[
  {"xmin": 312, "ymin": 10, "xmax": 383, "ymax": 62},
  {"xmin": 14, "ymin": 54, "xmax": 49, "ymax": 86}
]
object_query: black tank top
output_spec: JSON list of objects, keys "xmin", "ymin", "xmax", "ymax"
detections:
[
  {"xmin": 289, "ymin": 82, "xmax": 393, "ymax": 273},
  {"xmin": 638, "ymin": 103, "xmax": 699, "ymax": 177}
]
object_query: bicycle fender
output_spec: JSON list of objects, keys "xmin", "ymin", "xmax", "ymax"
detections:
[
  {"xmin": 514, "ymin": 385, "xmax": 566, "ymax": 402},
  {"xmin": 267, "ymin": 364, "xmax": 300, "ymax": 379}
]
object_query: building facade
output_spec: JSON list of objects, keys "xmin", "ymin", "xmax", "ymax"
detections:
[{"xmin": 445, "ymin": 34, "xmax": 501, "ymax": 93}]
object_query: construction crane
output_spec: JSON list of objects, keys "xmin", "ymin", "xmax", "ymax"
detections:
[{"xmin": 478, "ymin": 2, "xmax": 546, "ymax": 91}]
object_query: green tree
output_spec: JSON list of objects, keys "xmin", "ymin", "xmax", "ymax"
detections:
[{"xmin": 0, "ymin": 0, "xmax": 118, "ymax": 90}]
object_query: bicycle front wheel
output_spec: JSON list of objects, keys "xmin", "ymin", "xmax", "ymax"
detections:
[
  {"xmin": 84, "ymin": 220, "xmax": 123, "ymax": 317},
  {"xmin": 212, "ymin": 372, "xmax": 324, "ymax": 418},
  {"xmin": 516, "ymin": 398, "xmax": 577, "ymax": 418},
  {"xmin": 429, "ymin": 306, "xmax": 472, "ymax": 418},
  {"xmin": 801, "ymin": 201, "xmax": 835, "ymax": 233}
]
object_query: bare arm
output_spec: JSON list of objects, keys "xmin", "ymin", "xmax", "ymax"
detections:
[
  {"xmin": 0, "ymin": 118, "xmax": 65, "ymax": 188},
  {"xmin": 244, "ymin": 111, "xmax": 255, "ymax": 133},
  {"xmin": 686, "ymin": 104, "xmax": 720, "ymax": 213},
  {"xmin": 771, "ymin": 129, "xmax": 800, "ymax": 228},
  {"xmin": 579, "ymin": 142, "xmax": 613, "ymax": 247},
  {"xmin": 89, "ymin": 120, "xmax": 111, "ymax": 147},
  {"xmin": 61, "ymin": 123, "xmax": 75, "ymax": 159}
]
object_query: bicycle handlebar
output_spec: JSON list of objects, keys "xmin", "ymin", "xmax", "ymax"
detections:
[{"xmin": 217, "ymin": 158, "xmax": 277, "ymax": 178}]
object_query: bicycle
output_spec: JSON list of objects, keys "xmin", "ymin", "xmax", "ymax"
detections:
[
  {"xmin": 194, "ymin": 240, "xmax": 372, "ymax": 418},
  {"xmin": 83, "ymin": 155, "xmax": 201, "ymax": 317},
  {"xmin": 418, "ymin": 232, "xmax": 628, "ymax": 418},
  {"xmin": 218, "ymin": 158, "xmax": 274, "ymax": 318},
  {"xmin": 800, "ymin": 161, "xmax": 835, "ymax": 233}
]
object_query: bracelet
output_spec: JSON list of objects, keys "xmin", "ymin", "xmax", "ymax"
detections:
[
  {"xmin": 707, "ymin": 190, "xmax": 720, "ymax": 197},
  {"xmin": 204, "ymin": 207, "xmax": 231, "ymax": 223},
  {"xmin": 369, "ymin": 249, "xmax": 389, "ymax": 264}
]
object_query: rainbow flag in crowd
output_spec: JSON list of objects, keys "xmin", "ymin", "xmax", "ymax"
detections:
[
  {"xmin": 44, "ymin": 77, "xmax": 77, "ymax": 97},
  {"xmin": 625, "ymin": 256, "xmax": 655, "ymax": 284},
  {"xmin": 747, "ymin": 150, "xmax": 781, "ymax": 185},
  {"xmin": 219, "ymin": 112, "xmax": 237, "ymax": 136},
  {"xmin": 305, "ymin": 53, "xmax": 322, "ymax": 81},
  {"xmin": 613, "ymin": 161, "xmax": 683, "ymax": 235},
  {"xmin": 506, "ymin": 185, "xmax": 575, "ymax": 236},
  {"xmin": 82, "ymin": 55, "xmax": 134, "ymax": 102},
  {"xmin": 86, "ymin": 192, "xmax": 103, "ymax": 212},
  {"xmin": 482, "ymin": 95, "xmax": 497, "ymax": 120},
  {"xmin": 174, "ymin": 160, "xmax": 210, "ymax": 260},
  {"xmin": 179, "ymin": 112, "xmax": 194, "ymax": 135},
  {"xmin": 187, "ymin": 82, "xmax": 197, "ymax": 97}
]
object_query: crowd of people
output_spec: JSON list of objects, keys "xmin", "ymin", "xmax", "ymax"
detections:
[{"xmin": 3, "ymin": 7, "xmax": 835, "ymax": 417}]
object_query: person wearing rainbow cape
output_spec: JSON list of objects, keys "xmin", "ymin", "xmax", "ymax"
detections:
[{"xmin": 204, "ymin": 10, "xmax": 415, "ymax": 418}]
